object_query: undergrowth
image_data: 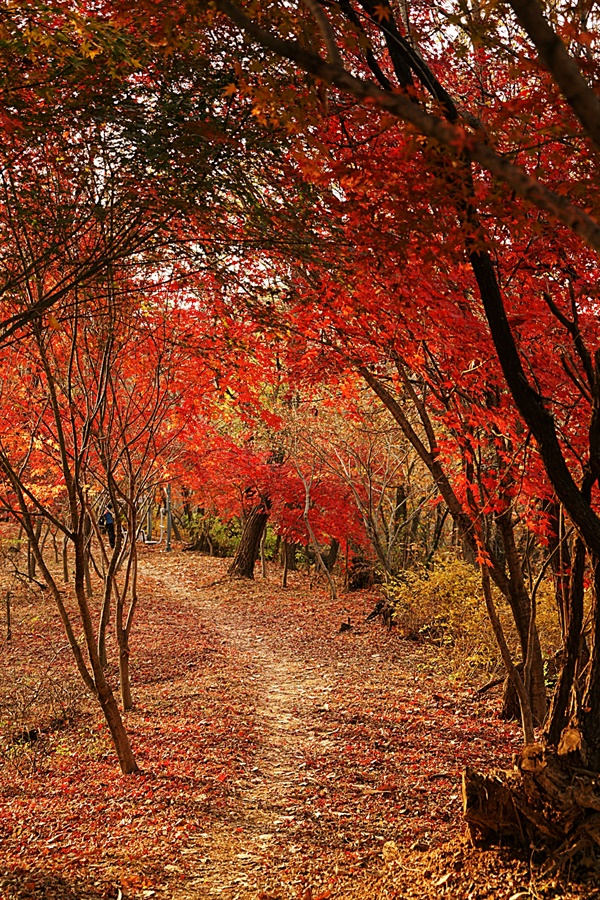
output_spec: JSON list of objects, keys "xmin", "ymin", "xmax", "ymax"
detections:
[{"xmin": 386, "ymin": 557, "xmax": 563, "ymax": 683}]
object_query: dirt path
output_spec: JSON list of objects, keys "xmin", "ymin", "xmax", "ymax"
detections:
[
  {"xmin": 145, "ymin": 556, "xmax": 369, "ymax": 899},
  {"xmin": 0, "ymin": 548, "xmax": 595, "ymax": 899},
  {"xmin": 139, "ymin": 552, "xmax": 525, "ymax": 900}
]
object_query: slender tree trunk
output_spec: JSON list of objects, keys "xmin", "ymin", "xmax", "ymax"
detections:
[
  {"xmin": 546, "ymin": 501, "xmax": 571, "ymax": 641},
  {"xmin": 343, "ymin": 541, "xmax": 349, "ymax": 590},
  {"xmin": 282, "ymin": 543, "xmax": 289, "ymax": 587},
  {"xmin": 324, "ymin": 538, "xmax": 339, "ymax": 572},
  {"xmin": 282, "ymin": 542, "xmax": 296, "ymax": 587},
  {"xmin": 482, "ymin": 567, "xmax": 534, "ymax": 744},
  {"xmin": 72, "ymin": 541, "xmax": 138, "ymax": 773},
  {"xmin": 118, "ymin": 552, "xmax": 138, "ymax": 712},
  {"xmin": 546, "ymin": 538, "xmax": 585, "ymax": 746},
  {"xmin": 28, "ymin": 520, "xmax": 42, "ymax": 579},
  {"xmin": 28, "ymin": 521, "xmax": 139, "ymax": 774},
  {"xmin": 171, "ymin": 516, "xmax": 182, "ymax": 542},
  {"xmin": 40, "ymin": 524, "xmax": 50, "ymax": 556},
  {"xmin": 27, "ymin": 539, "xmax": 34, "ymax": 580},
  {"xmin": 83, "ymin": 513, "xmax": 93, "ymax": 599},
  {"xmin": 304, "ymin": 514, "xmax": 337, "ymax": 600},
  {"xmin": 496, "ymin": 509, "xmax": 547, "ymax": 725},
  {"xmin": 579, "ymin": 558, "xmax": 600, "ymax": 768},
  {"xmin": 97, "ymin": 511, "xmax": 120, "ymax": 670},
  {"xmin": 118, "ymin": 635, "xmax": 133, "ymax": 711},
  {"xmin": 62, "ymin": 534, "xmax": 69, "ymax": 584},
  {"xmin": 98, "ymin": 577, "xmax": 113, "ymax": 670},
  {"xmin": 72, "ymin": 547, "xmax": 131, "ymax": 761},
  {"xmin": 260, "ymin": 526, "xmax": 267, "ymax": 579}
]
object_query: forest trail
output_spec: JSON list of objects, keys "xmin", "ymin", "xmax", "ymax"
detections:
[
  {"xmin": 144, "ymin": 553, "xmax": 380, "ymax": 899},
  {"xmin": 137, "ymin": 551, "xmax": 526, "ymax": 900},
  {"xmin": 155, "ymin": 557, "xmax": 339, "ymax": 898},
  {"xmin": 0, "ymin": 549, "xmax": 592, "ymax": 899}
]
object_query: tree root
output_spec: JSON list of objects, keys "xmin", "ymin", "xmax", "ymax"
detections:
[{"xmin": 463, "ymin": 743, "xmax": 600, "ymax": 874}]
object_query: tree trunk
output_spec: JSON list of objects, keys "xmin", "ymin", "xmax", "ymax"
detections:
[
  {"xmin": 324, "ymin": 538, "xmax": 339, "ymax": 572},
  {"xmin": 72, "ymin": 538, "xmax": 139, "ymax": 774},
  {"xmin": 98, "ymin": 577, "xmax": 113, "ymax": 670},
  {"xmin": 282, "ymin": 541, "xmax": 296, "ymax": 587},
  {"xmin": 28, "ymin": 520, "xmax": 42, "ymax": 579},
  {"xmin": 119, "ymin": 637, "xmax": 133, "ymax": 712},
  {"xmin": 282, "ymin": 547, "xmax": 289, "ymax": 587},
  {"xmin": 482, "ymin": 567, "xmax": 534, "ymax": 744},
  {"xmin": 96, "ymin": 674, "xmax": 138, "ymax": 773},
  {"xmin": 62, "ymin": 534, "xmax": 69, "ymax": 583},
  {"xmin": 285, "ymin": 541, "xmax": 297, "ymax": 571},
  {"xmin": 115, "ymin": 522, "xmax": 138, "ymax": 713},
  {"xmin": 463, "ymin": 745, "xmax": 600, "ymax": 861},
  {"xmin": 228, "ymin": 503, "xmax": 269, "ymax": 579},
  {"xmin": 496, "ymin": 508, "xmax": 547, "ymax": 725},
  {"xmin": 260, "ymin": 525, "xmax": 267, "ymax": 578},
  {"xmin": 577, "ymin": 558, "xmax": 600, "ymax": 769},
  {"xmin": 545, "ymin": 501, "xmax": 571, "ymax": 641},
  {"xmin": 545, "ymin": 538, "xmax": 586, "ymax": 746}
]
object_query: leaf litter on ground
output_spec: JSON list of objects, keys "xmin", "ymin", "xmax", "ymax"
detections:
[{"xmin": 0, "ymin": 548, "xmax": 597, "ymax": 899}]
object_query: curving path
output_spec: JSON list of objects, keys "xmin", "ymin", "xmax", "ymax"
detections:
[{"xmin": 140, "ymin": 551, "xmax": 520, "ymax": 900}]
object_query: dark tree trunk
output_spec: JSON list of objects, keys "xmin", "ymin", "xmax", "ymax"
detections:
[
  {"xmin": 28, "ymin": 520, "xmax": 42, "ymax": 579},
  {"xmin": 495, "ymin": 507, "xmax": 547, "ymax": 725},
  {"xmin": 545, "ymin": 538, "xmax": 586, "ymax": 746},
  {"xmin": 578, "ymin": 558, "xmax": 600, "ymax": 769},
  {"xmin": 282, "ymin": 541, "xmax": 296, "ymax": 587},
  {"xmin": 62, "ymin": 534, "xmax": 69, "ymax": 583},
  {"xmin": 545, "ymin": 501, "xmax": 572, "ymax": 640},
  {"xmin": 228, "ymin": 503, "xmax": 269, "ymax": 579},
  {"xmin": 324, "ymin": 538, "xmax": 339, "ymax": 572},
  {"xmin": 285, "ymin": 541, "xmax": 297, "ymax": 571}
]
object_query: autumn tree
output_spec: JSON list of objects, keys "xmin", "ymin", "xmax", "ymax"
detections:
[
  {"xmin": 87, "ymin": 286, "xmax": 201, "ymax": 711},
  {"xmin": 0, "ymin": 309, "xmax": 140, "ymax": 774},
  {"xmin": 0, "ymin": 245, "xmax": 223, "ymax": 770},
  {"xmin": 208, "ymin": 0, "xmax": 600, "ymax": 851}
]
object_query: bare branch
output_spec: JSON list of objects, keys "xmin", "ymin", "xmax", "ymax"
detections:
[{"xmin": 302, "ymin": 0, "xmax": 342, "ymax": 66}]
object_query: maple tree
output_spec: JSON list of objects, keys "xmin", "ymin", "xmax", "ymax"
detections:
[
  {"xmin": 0, "ymin": 308, "xmax": 139, "ymax": 773},
  {"xmin": 6, "ymin": 0, "xmax": 600, "ymax": 871},
  {"xmin": 205, "ymin": 0, "xmax": 600, "ymax": 850},
  {"xmin": 186, "ymin": 412, "xmax": 366, "ymax": 584},
  {"xmin": 0, "ymin": 253, "xmax": 225, "ymax": 772}
]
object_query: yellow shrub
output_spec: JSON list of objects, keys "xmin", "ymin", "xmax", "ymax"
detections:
[{"xmin": 387, "ymin": 557, "xmax": 563, "ymax": 683}]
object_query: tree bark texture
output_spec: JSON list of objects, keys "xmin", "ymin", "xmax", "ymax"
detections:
[
  {"xmin": 228, "ymin": 503, "xmax": 269, "ymax": 579},
  {"xmin": 463, "ymin": 745, "xmax": 600, "ymax": 866}
]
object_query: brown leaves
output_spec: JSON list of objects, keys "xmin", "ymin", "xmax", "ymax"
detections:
[{"xmin": 0, "ymin": 550, "xmax": 525, "ymax": 899}]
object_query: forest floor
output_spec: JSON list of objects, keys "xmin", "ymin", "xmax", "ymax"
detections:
[{"xmin": 0, "ymin": 546, "xmax": 597, "ymax": 900}]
